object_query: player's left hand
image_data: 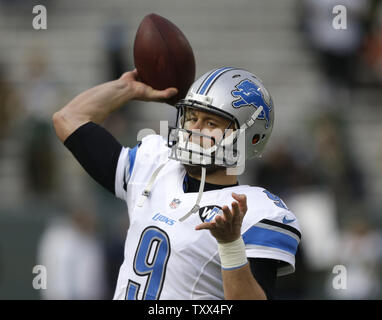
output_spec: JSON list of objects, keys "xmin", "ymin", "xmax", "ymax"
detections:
[{"xmin": 195, "ymin": 192, "xmax": 247, "ymax": 243}]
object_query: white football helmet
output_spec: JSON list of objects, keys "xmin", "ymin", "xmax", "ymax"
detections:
[{"xmin": 168, "ymin": 67, "xmax": 274, "ymax": 168}]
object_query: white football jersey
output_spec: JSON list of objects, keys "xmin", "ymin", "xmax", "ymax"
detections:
[{"xmin": 113, "ymin": 135, "xmax": 301, "ymax": 300}]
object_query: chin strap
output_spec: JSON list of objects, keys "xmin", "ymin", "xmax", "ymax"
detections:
[
  {"xmin": 179, "ymin": 166, "xmax": 206, "ymax": 222},
  {"xmin": 137, "ymin": 159, "xmax": 169, "ymax": 208},
  {"xmin": 240, "ymin": 105, "xmax": 263, "ymax": 131}
]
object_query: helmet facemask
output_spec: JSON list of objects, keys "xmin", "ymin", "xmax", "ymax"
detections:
[{"xmin": 168, "ymin": 103, "xmax": 242, "ymax": 168}]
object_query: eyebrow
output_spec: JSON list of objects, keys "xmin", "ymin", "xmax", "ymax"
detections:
[{"xmin": 187, "ymin": 110, "xmax": 224, "ymax": 124}]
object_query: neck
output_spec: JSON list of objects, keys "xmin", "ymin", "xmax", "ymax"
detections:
[{"xmin": 185, "ymin": 165, "xmax": 238, "ymax": 185}]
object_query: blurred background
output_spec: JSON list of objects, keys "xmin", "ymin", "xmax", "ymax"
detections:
[{"xmin": 0, "ymin": 0, "xmax": 382, "ymax": 299}]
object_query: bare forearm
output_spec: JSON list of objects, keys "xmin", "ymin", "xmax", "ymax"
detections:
[
  {"xmin": 53, "ymin": 78, "xmax": 132, "ymax": 142},
  {"xmin": 52, "ymin": 70, "xmax": 177, "ymax": 143},
  {"xmin": 222, "ymin": 264, "xmax": 266, "ymax": 300}
]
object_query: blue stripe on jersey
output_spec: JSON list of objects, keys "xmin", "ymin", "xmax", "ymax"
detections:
[
  {"xmin": 198, "ymin": 67, "xmax": 234, "ymax": 94},
  {"xmin": 242, "ymin": 226, "xmax": 299, "ymax": 255},
  {"xmin": 128, "ymin": 144, "xmax": 139, "ymax": 176}
]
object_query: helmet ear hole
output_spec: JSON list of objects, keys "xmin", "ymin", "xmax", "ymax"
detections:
[{"xmin": 252, "ymin": 134, "xmax": 260, "ymax": 145}]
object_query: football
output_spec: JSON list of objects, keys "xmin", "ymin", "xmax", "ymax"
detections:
[{"xmin": 133, "ymin": 13, "xmax": 196, "ymax": 106}]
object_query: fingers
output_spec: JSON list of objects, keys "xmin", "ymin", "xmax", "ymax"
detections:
[
  {"xmin": 137, "ymin": 83, "xmax": 178, "ymax": 102},
  {"xmin": 195, "ymin": 201, "xmax": 242, "ymax": 230},
  {"xmin": 231, "ymin": 201, "xmax": 240, "ymax": 218},
  {"xmin": 120, "ymin": 69, "xmax": 178, "ymax": 102},
  {"xmin": 152, "ymin": 87, "xmax": 178, "ymax": 100},
  {"xmin": 222, "ymin": 205, "xmax": 233, "ymax": 223},
  {"xmin": 232, "ymin": 192, "xmax": 247, "ymax": 214},
  {"xmin": 215, "ymin": 214, "xmax": 225, "ymax": 228},
  {"xmin": 195, "ymin": 221, "xmax": 216, "ymax": 231},
  {"xmin": 231, "ymin": 192, "xmax": 246, "ymax": 202},
  {"xmin": 195, "ymin": 207, "xmax": 231, "ymax": 232},
  {"xmin": 195, "ymin": 199, "xmax": 246, "ymax": 243}
]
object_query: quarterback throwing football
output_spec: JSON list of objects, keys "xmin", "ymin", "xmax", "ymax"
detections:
[{"xmin": 53, "ymin": 67, "xmax": 301, "ymax": 300}]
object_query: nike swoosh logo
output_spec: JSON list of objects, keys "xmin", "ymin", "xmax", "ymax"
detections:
[{"xmin": 283, "ymin": 216, "xmax": 295, "ymax": 224}]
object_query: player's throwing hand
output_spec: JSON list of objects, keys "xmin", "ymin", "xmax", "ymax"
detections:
[
  {"xmin": 195, "ymin": 192, "xmax": 247, "ymax": 243},
  {"xmin": 120, "ymin": 69, "xmax": 178, "ymax": 102}
]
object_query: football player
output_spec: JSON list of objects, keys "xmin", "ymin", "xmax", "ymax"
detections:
[{"xmin": 53, "ymin": 67, "xmax": 301, "ymax": 300}]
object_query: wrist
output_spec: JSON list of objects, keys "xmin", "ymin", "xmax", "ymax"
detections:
[{"xmin": 217, "ymin": 237, "xmax": 248, "ymax": 270}]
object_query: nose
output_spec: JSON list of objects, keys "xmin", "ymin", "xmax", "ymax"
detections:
[
  {"xmin": 189, "ymin": 119, "xmax": 203, "ymax": 133},
  {"xmin": 188, "ymin": 119, "xmax": 203, "ymax": 146},
  {"xmin": 190, "ymin": 119, "xmax": 203, "ymax": 131}
]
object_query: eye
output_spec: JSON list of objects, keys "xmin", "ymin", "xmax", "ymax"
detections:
[
  {"xmin": 185, "ymin": 117, "xmax": 197, "ymax": 122},
  {"xmin": 207, "ymin": 121, "xmax": 217, "ymax": 128}
]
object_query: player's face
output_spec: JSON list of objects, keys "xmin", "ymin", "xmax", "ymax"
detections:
[{"xmin": 182, "ymin": 107, "xmax": 233, "ymax": 148}]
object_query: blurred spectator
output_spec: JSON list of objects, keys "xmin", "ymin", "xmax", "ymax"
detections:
[
  {"xmin": 255, "ymin": 140, "xmax": 318, "ymax": 199},
  {"xmin": 360, "ymin": 0, "xmax": 382, "ymax": 83},
  {"xmin": 102, "ymin": 24, "xmax": 137, "ymax": 145},
  {"xmin": 0, "ymin": 65, "xmax": 21, "ymax": 155},
  {"xmin": 326, "ymin": 218, "xmax": 382, "ymax": 299},
  {"xmin": 104, "ymin": 24, "xmax": 129, "ymax": 81},
  {"xmin": 37, "ymin": 209, "xmax": 106, "ymax": 300},
  {"xmin": 287, "ymin": 187, "xmax": 341, "ymax": 298},
  {"xmin": 21, "ymin": 49, "xmax": 64, "ymax": 122},
  {"xmin": 19, "ymin": 49, "xmax": 64, "ymax": 196},
  {"xmin": 299, "ymin": 0, "xmax": 371, "ymax": 105},
  {"xmin": 310, "ymin": 112, "xmax": 366, "ymax": 226},
  {"xmin": 363, "ymin": 27, "xmax": 382, "ymax": 83}
]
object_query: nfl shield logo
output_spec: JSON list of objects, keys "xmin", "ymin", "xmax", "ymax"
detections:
[{"xmin": 169, "ymin": 198, "xmax": 181, "ymax": 209}]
